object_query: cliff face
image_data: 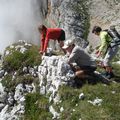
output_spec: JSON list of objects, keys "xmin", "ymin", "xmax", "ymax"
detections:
[
  {"xmin": 87, "ymin": 0, "xmax": 120, "ymax": 47},
  {"xmin": 88, "ymin": 0, "xmax": 120, "ymax": 27},
  {"xmin": 46, "ymin": 0, "xmax": 89, "ymax": 47},
  {"xmin": 46, "ymin": 0, "xmax": 120, "ymax": 48}
]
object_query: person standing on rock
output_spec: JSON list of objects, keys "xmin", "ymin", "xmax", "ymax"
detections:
[
  {"xmin": 38, "ymin": 24, "xmax": 66, "ymax": 55},
  {"xmin": 92, "ymin": 26, "xmax": 119, "ymax": 79},
  {"xmin": 62, "ymin": 39, "xmax": 97, "ymax": 82}
]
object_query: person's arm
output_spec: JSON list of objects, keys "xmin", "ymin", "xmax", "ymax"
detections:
[
  {"xmin": 98, "ymin": 37, "xmax": 106, "ymax": 52},
  {"xmin": 68, "ymin": 51, "xmax": 80, "ymax": 71},
  {"xmin": 43, "ymin": 33, "xmax": 50, "ymax": 53},
  {"xmin": 68, "ymin": 52, "xmax": 76, "ymax": 64},
  {"xmin": 40, "ymin": 34, "xmax": 45, "ymax": 54},
  {"xmin": 97, "ymin": 32, "xmax": 107, "ymax": 57}
]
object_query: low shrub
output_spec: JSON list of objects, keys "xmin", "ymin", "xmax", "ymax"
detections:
[{"xmin": 3, "ymin": 41, "xmax": 41, "ymax": 72}]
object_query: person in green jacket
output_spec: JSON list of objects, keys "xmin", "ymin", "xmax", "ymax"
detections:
[{"xmin": 92, "ymin": 26, "xmax": 119, "ymax": 79}]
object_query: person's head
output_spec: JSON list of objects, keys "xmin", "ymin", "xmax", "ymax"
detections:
[
  {"xmin": 62, "ymin": 39, "xmax": 75, "ymax": 53},
  {"xmin": 92, "ymin": 26, "xmax": 102, "ymax": 36},
  {"xmin": 38, "ymin": 24, "xmax": 47, "ymax": 33}
]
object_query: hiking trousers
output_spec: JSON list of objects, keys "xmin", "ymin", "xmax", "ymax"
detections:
[{"xmin": 103, "ymin": 45, "xmax": 119, "ymax": 66}]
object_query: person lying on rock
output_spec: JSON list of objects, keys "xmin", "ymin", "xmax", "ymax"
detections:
[
  {"xmin": 38, "ymin": 24, "xmax": 66, "ymax": 55},
  {"xmin": 62, "ymin": 39, "xmax": 97, "ymax": 80}
]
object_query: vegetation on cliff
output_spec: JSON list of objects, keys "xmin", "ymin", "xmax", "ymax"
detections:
[{"xmin": 1, "ymin": 41, "xmax": 41, "ymax": 92}]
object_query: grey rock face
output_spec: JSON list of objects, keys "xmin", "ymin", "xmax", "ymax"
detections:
[
  {"xmin": 87, "ymin": 0, "xmax": 120, "ymax": 54},
  {"xmin": 88, "ymin": 0, "xmax": 120, "ymax": 28},
  {"xmin": 0, "ymin": 70, "xmax": 5, "ymax": 78},
  {"xmin": 0, "ymin": 83, "xmax": 7, "ymax": 103},
  {"xmin": 47, "ymin": 0, "xmax": 89, "ymax": 47}
]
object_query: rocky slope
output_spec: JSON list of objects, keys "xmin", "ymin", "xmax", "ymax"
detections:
[
  {"xmin": 87, "ymin": 0, "xmax": 120, "ymax": 47},
  {"xmin": 0, "ymin": 0, "xmax": 120, "ymax": 119},
  {"xmin": 0, "ymin": 40, "xmax": 76, "ymax": 119}
]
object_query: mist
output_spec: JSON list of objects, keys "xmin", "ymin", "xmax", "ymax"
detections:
[{"xmin": 0, "ymin": 0, "xmax": 47, "ymax": 54}]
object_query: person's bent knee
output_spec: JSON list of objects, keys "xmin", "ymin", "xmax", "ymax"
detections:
[{"xmin": 75, "ymin": 70, "xmax": 85, "ymax": 78}]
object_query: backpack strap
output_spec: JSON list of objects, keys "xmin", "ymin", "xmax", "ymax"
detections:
[
  {"xmin": 111, "ymin": 40, "xmax": 120, "ymax": 48},
  {"xmin": 103, "ymin": 28, "xmax": 120, "ymax": 48},
  {"xmin": 102, "ymin": 29, "xmax": 111, "ymax": 43}
]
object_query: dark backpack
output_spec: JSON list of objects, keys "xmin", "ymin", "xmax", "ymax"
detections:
[{"xmin": 104, "ymin": 26, "xmax": 120, "ymax": 47}]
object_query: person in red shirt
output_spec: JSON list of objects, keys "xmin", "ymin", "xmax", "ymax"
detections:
[{"xmin": 38, "ymin": 24, "xmax": 66, "ymax": 54}]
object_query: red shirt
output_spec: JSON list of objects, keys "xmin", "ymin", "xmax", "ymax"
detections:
[{"xmin": 40, "ymin": 28, "xmax": 62, "ymax": 52}]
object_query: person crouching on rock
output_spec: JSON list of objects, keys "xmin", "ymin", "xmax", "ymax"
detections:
[
  {"xmin": 38, "ymin": 24, "xmax": 66, "ymax": 55},
  {"xmin": 62, "ymin": 39, "xmax": 97, "ymax": 81}
]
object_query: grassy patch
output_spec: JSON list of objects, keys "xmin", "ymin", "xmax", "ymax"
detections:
[
  {"xmin": 1, "ymin": 74, "xmax": 38, "ymax": 92},
  {"xmin": 24, "ymin": 93, "xmax": 52, "ymax": 120},
  {"xmin": 55, "ymin": 82, "xmax": 120, "ymax": 120},
  {"xmin": 1, "ymin": 74, "xmax": 14, "ymax": 91},
  {"xmin": 23, "ymin": 63, "xmax": 120, "ymax": 120},
  {"xmin": 112, "ymin": 63, "xmax": 120, "ymax": 76},
  {"xmin": 3, "ymin": 42, "xmax": 41, "ymax": 72},
  {"xmin": 56, "ymin": 63, "xmax": 120, "ymax": 119}
]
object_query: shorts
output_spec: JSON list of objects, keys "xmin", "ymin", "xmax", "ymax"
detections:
[
  {"xmin": 58, "ymin": 29, "xmax": 65, "ymax": 41},
  {"xmin": 79, "ymin": 66, "xmax": 97, "ymax": 73}
]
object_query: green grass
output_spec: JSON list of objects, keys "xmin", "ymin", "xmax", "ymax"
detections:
[
  {"xmin": 112, "ymin": 63, "xmax": 120, "ymax": 76},
  {"xmin": 3, "ymin": 42, "xmax": 41, "ymax": 72},
  {"xmin": 1, "ymin": 74, "xmax": 39, "ymax": 92},
  {"xmin": 52, "ymin": 63, "xmax": 120, "ymax": 120},
  {"xmin": 55, "ymin": 82, "xmax": 120, "ymax": 120},
  {"xmin": 24, "ymin": 93, "xmax": 52, "ymax": 120},
  {"xmin": 22, "ymin": 63, "xmax": 120, "ymax": 120}
]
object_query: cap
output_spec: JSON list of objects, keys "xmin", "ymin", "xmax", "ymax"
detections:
[{"xmin": 62, "ymin": 39, "xmax": 74, "ymax": 49}]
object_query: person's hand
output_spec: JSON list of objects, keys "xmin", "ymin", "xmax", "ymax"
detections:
[
  {"xmin": 39, "ymin": 51, "xmax": 43, "ymax": 55},
  {"xmin": 74, "ymin": 66, "xmax": 80, "ymax": 71},
  {"xmin": 39, "ymin": 51, "xmax": 46, "ymax": 56},
  {"xmin": 96, "ymin": 50, "xmax": 102, "ymax": 58},
  {"xmin": 42, "ymin": 52, "xmax": 46, "ymax": 56},
  {"xmin": 95, "ymin": 50, "xmax": 99, "ymax": 54}
]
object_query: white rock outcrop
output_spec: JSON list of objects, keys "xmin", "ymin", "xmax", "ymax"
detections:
[{"xmin": 38, "ymin": 55, "xmax": 75, "ymax": 103}]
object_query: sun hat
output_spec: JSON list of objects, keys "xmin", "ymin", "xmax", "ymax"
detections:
[{"xmin": 62, "ymin": 39, "xmax": 75, "ymax": 49}]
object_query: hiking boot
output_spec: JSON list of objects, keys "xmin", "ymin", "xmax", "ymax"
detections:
[
  {"xmin": 101, "ymin": 72, "xmax": 109, "ymax": 77},
  {"xmin": 73, "ymin": 77, "xmax": 83, "ymax": 88},
  {"xmin": 106, "ymin": 72, "xmax": 115, "ymax": 79}
]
